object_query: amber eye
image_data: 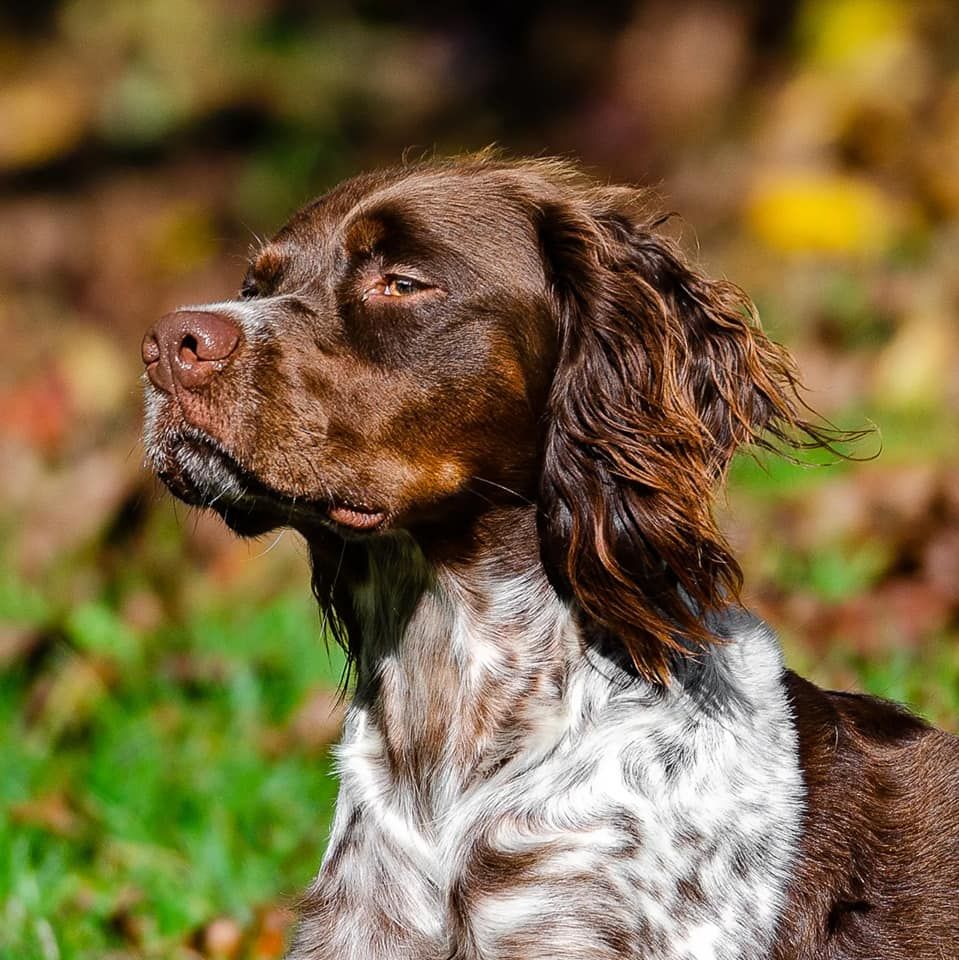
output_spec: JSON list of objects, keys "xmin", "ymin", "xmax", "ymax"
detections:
[
  {"xmin": 382, "ymin": 276, "xmax": 421, "ymax": 296},
  {"xmin": 362, "ymin": 274, "xmax": 435, "ymax": 302}
]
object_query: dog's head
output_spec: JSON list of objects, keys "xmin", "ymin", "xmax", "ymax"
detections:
[{"xmin": 143, "ymin": 156, "xmax": 843, "ymax": 678}]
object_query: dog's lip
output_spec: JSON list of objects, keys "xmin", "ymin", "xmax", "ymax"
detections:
[
  {"xmin": 166, "ymin": 430, "xmax": 389, "ymax": 533},
  {"xmin": 326, "ymin": 504, "xmax": 387, "ymax": 531}
]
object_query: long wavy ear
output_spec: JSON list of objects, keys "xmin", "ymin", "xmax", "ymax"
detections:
[{"xmin": 536, "ymin": 187, "xmax": 853, "ymax": 682}]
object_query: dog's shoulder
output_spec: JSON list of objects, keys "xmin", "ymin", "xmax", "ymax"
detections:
[{"xmin": 776, "ymin": 670, "xmax": 959, "ymax": 959}]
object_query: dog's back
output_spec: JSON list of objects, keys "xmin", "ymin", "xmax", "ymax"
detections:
[{"xmin": 778, "ymin": 674, "xmax": 959, "ymax": 958}]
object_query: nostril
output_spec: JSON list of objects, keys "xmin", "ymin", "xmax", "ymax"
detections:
[
  {"xmin": 182, "ymin": 314, "xmax": 241, "ymax": 363},
  {"xmin": 179, "ymin": 334, "xmax": 200, "ymax": 364}
]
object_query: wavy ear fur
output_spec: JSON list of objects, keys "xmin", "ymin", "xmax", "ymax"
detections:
[{"xmin": 536, "ymin": 187, "xmax": 851, "ymax": 682}]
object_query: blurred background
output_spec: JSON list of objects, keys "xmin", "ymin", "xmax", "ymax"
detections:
[{"xmin": 1, "ymin": 0, "xmax": 957, "ymax": 956}]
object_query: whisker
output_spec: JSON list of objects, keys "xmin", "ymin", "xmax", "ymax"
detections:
[
  {"xmin": 463, "ymin": 484, "xmax": 497, "ymax": 509},
  {"xmin": 252, "ymin": 529, "xmax": 288, "ymax": 559},
  {"xmin": 468, "ymin": 475, "xmax": 535, "ymax": 505},
  {"xmin": 207, "ymin": 486, "xmax": 229, "ymax": 508}
]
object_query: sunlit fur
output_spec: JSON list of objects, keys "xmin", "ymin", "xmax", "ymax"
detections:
[{"xmin": 142, "ymin": 155, "xmax": 959, "ymax": 960}]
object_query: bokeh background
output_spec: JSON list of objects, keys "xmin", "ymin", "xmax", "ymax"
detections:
[{"xmin": 1, "ymin": 1, "xmax": 958, "ymax": 957}]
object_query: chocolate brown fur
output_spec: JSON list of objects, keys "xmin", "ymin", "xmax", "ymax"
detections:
[
  {"xmin": 143, "ymin": 154, "xmax": 959, "ymax": 959},
  {"xmin": 777, "ymin": 673, "xmax": 959, "ymax": 958}
]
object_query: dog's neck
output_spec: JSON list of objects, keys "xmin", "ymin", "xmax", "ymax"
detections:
[
  {"xmin": 312, "ymin": 503, "xmax": 764, "ymax": 819},
  {"xmin": 319, "ymin": 505, "xmax": 577, "ymax": 812},
  {"xmin": 303, "ymin": 511, "xmax": 803, "ymax": 960}
]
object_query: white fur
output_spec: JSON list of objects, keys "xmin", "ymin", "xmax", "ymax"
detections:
[{"xmin": 288, "ymin": 538, "xmax": 804, "ymax": 960}]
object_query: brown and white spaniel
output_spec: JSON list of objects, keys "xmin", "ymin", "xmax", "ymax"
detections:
[{"xmin": 142, "ymin": 155, "xmax": 959, "ymax": 960}]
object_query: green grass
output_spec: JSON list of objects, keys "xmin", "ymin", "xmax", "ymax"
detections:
[
  {"xmin": 3, "ymin": 570, "xmax": 955, "ymax": 960},
  {"xmin": 0, "ymin": 590, "xmax": 344, "ymax": 960}
]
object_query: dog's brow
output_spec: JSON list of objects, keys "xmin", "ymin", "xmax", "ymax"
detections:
[
  {"xmin": 251, "ymin": 245, "xmax": 288, "ymax": 283},
  {"xmin": 343, "ymin": 213, "xmax": 388, "ymax": 255}
]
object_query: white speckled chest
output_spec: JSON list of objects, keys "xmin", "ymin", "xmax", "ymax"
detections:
[{"xmin": 290, "ymin": 567, "xmax": 804, "ymax": 960}]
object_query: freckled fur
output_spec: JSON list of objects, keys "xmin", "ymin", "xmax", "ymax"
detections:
[{"xmin": 290, "ymin": 513, "xmax": 802, "ymax": 960}]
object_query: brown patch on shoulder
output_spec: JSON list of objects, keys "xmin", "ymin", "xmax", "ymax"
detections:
[
  {"xmin": 459, "ymin": 831, "xmax": 551, "ymax": 898},
  {"xmin": 774, "ymin": 671, "xmax": 959, "ymax": 959},
  {"xmin": 676, "ymin": 874, "xmax": 708, "ymax": 907}
]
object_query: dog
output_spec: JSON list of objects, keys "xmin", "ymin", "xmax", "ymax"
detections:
[{"xmin": 142, "ymin": 155, "xmax": 959, "ymax": 959}]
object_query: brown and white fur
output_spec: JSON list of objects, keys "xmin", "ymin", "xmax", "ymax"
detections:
[{"xmin": 142, "ymin": 155, "xmax": 959, "ymax": 959}]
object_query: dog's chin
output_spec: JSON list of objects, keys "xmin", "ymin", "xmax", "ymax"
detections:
[
  {"xmin": 151, "ymin": 430, "xmax": 389, "ymax": 539},
  {"xmin": 154, "ymin": 450, "xmax": 285, "ymax": 538},
  {"xmin": 218, "ymin": 502, "xmax": 287, "ymax": 538}
]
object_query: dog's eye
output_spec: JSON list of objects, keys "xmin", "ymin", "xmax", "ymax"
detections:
[
  {"xmin": 383, "ymin": 276, "xmax": 421, "ymax": 296},
  {"xmin": 240, "ymin": 279, "xmax": 259, "ymax": 300},
  {"xmin": 363, "ymin": 275, "xmax": 429, "ymax": 301}
]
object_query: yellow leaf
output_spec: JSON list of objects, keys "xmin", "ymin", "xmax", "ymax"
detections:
[
  {"xmin": 148, "ymin": 204, "xmax": 219, "ymax": 276},
  {"xmin": 800, "ymin": 0, "xmax": 908, "ymax": 68},
  {"xmin": 0, "ymin": 70, "xmax": 90, "ymax": 171},
  {"xmin": 746, "ymin": 172, "xmax": 896, "ymax": 256},
  {"xmin": 59, "ymin": 328, "xmax": 131, "ymax": 419}
]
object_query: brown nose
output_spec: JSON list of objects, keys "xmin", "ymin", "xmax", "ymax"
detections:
[{"xmin": 142, "ymin": 310, "xmax": 242, "ymax": 393}]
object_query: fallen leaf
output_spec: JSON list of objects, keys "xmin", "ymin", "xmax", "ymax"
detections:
[
  {"xmin": 27, "ymin": 654, "xmax": 116, "ymax": 736},
  {"xmin": 800, "ymin": 0, "xmax": 910, "ymax": 71},
  {"xmin": 58, "ymin": 327, "xmax": 133, "ymax": 420},
  {"xmin": 17, "ymin": 449, "xmax": 139, "ymax": 574},
  {"xmin": 746, "ymin": 171, "xmax": 898, "ymax": 256},
  {"xmin": 0, "ymin": 369, "xmax": 72, "ymax": 453},
  {"xmin": 120, "ymin": 589, "xmax": 164, "ymax": 634},
  {"xmin": 0, "ymin": 63, "xmax": 91, "ymax": 171},
  {"xmin": 922, "ymin": 525, "xmax": 959, "ymax": 605},
  {"xmin": 872, "ymin": 311, "xmax": 955, "ymax": 411},
  {"xmin": 0, "ymin": 623, "xmax": 43, "ymax": 668},
  {"xmin": 816, "ymin": 578, "xmax": 953, "ymax": 655}
]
